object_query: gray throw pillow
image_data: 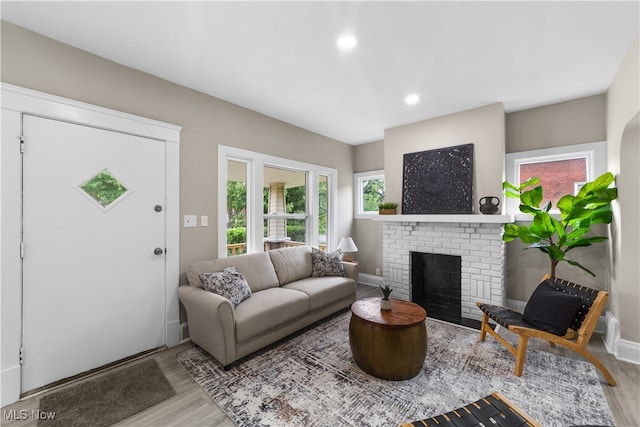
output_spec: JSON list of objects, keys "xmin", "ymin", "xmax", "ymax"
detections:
[
  {"xmin": 199, "ymin": 267, "xmax": 252, "ymax": 307},
  {"xmin": 311, "ymin": 247, "xmax": 345, "ymax": 277}
]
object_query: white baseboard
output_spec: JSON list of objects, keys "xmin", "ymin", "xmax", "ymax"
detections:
[
  {"xmin": 604, "ymin": 311, "xmax": 619, "ymax": 352},
  {"xmin": 358, "ymin": 273, "xmax": 384, "ymax": 287},
  {"xmin": 1, "ymin": 365, "xmax": 21, "ymax": 407},
  {"xmin": 603, "ymin": 311, "xmax": 640, "ymax": 365},
  {"xmin": 615, "ymin": 338, "xmax": 640, "ymax": 365}
]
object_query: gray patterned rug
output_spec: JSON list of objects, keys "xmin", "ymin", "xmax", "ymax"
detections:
[{"xmin": 176, "ymin": 311, "xmax": 614, "ymax": 427}]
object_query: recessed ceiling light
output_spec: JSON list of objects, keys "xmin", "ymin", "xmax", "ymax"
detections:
[
  {"xmin": 336, "ymin": 34, "xmax": 357, "ymax": 51},
  {"xmin": 405, "ymin": 94, "xmax": 420, "ymax": 105}
]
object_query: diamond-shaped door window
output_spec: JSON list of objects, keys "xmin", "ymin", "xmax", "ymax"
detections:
[{"xmin": 80, "ymin": 169, "xmax": 129, "ymax": 209}]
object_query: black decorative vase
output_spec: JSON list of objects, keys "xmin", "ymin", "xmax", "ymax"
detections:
[{"xmin": 479, "ymin": 196, "xmax": 500, "ymax": 214}]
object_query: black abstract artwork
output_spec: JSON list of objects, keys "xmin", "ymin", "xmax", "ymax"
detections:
[{"xmin": 402, "ymin": 143, "xmax": 474, "ymax": 214}]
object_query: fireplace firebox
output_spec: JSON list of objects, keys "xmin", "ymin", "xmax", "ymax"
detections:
[{"xmin": 411, "ymin": 252, "xmax": 462, "ymax": 325}]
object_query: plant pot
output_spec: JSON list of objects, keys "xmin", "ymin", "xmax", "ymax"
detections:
[
  {"xmin": 380, "ymin": 299, "xmax": 392, "ymax": 310},
  {"xmin": 379, "ymin": 209, "xmax": 396, "ymax": 215}
]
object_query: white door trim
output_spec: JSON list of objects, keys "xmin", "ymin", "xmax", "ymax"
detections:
[{"xmin": 0, "ymin": 83, "xmax": 181, "ymax": 406}]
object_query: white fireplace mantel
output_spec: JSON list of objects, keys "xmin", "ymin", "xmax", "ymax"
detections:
[{"xmin": 372, "ymin": 214, "xmax": 513, "ymax": 224}]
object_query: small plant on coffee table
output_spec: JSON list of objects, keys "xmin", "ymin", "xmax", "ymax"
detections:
[
  {"xmin": 379, "ymin": 284, "xmax": 393, "ymax": 310},
  {"xmin": 380, "ymin": 284, "xmax": 393, "ymax": 300}
]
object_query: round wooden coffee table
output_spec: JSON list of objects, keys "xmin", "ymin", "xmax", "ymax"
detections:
[{"xmin": 349, "ymin": 297, "xmax": 427, "ymax": 380}]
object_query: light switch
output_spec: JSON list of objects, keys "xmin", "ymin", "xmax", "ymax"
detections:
[
  {"xmin": 184, "ymin": 215, "xmax": 197, "ymax": 228},
  {"xmin": 201, "ymin": 215, "xmax": 208, "ymax": 227}
]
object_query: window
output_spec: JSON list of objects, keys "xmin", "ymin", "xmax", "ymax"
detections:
[
  {"xmin": 505, "ymin": 141, "xmax": 606, "ymax": 217},
  {"xmin": 354, "ymin": 170, "xmax": 385, "ymax": 219},
  {"xmin": 263, "ymin": 166, "xmax": 307, "ymax": 251},
  {"xmin": 219, "ymin": 145, "xmax": 337, "ymax": 257},
  {"xmin": 78, "ymin": 168, "xmax": 130, "ymax": 211},
  {"xmin": 317, "ymin": 174, "xmax": 329, "ymax": 251},
  {"xmin": 226, "ymin": 160, "xmax": 248, "ymax": 256}
]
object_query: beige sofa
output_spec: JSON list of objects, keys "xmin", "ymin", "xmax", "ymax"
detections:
[{"xmin": 178, "ymin": 246, "xmax": 358, "ymax": 368}]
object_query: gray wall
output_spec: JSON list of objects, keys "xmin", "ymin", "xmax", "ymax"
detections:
[
  {"xmin": 1, "ymin": 22, "xmax": 355, "ymax": 281},
  {"xmin": 606, "ymin": 35, "xmax": 640, "ymax": 343},
  {"xmin": 384, "ymin": 103, "xmax": 506, "ymax": 212},
  {"xmin": 352, "ymin": 140, "xmax": 384, "ymax": 276},
  {"xmin": 506, "ymin": 94, "xmax": 606, "ymax": 152}
]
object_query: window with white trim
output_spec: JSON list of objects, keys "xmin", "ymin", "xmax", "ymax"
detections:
[
  {"xmin": 354, "ymin": 170, "xmax": 385, "ymax": 219},
  {"xmin": 505, "ymin": 141, "xmax": 606, "ymax": 216},
  {"xmin": 219, "ymin": 145, "xmax": 337, "ymax": 257}
]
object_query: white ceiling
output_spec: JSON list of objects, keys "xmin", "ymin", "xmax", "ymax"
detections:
[{"xmin": 2, "ymin": 1, "xmax": 638, "ymax": 145}]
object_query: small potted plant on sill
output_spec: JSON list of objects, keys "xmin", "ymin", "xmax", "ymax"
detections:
[
  {"xmin": 379, "ymin": 284, "xmax": 393, "ymax": 310},
  {"xmin": 378, "ymin": 202, "xmax": 398, "ymax": 215}
]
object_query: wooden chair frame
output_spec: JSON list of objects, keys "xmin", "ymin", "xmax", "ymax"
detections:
[{"xmin": 476, "ymin": 275, "xmax": 616, "ymax": 386}]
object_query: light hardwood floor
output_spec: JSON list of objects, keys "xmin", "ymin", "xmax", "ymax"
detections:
[{"xmin": 2, "ymin": 284, "xmax": 639, "ymax": 426}]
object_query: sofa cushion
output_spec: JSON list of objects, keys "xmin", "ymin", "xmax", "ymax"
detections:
[
  {"xmin": 283, "ymin": 276, "xmax": 355, "ymax": 311},
  {"xmin": 311, "ymin": 248, "xmax": 344, "ymax": 277},
  {"xmin": 234, "ymin": 288, "xmax": 309, "ymax": 343},
  {"xmin": 186, "ymin": 252, "xmax": 279, "ymax": 292},
  {"xmin": 199, "ymin": 267, "xmax": 252, "ymax": 307},
  {"xmin": 268, "ymin": 246, "xmax": 313, "ymax": 285}
]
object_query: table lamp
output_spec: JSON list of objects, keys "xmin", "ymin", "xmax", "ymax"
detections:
[{"xmin": 337, "ymin": 237, "xmax": 358, "ymax": 262}]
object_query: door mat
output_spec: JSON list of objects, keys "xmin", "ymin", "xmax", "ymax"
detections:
[{"xmin": 38, "ymin": 358, "xmax": 175, "ymax": 427}]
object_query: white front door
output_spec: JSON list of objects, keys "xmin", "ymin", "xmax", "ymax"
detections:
[{"xmin": 21, "ymin": 115, "xmax": 167, "ymax": 392}]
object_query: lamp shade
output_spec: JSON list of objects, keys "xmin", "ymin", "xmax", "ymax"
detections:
[{"xmin": 337, "ymin": 237, "xmax": 358, "ymax": 253}]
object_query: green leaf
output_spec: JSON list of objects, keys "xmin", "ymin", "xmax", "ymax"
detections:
[
  {"xmin": 588, "ymin": 204, "xmax": 613, "ymax": 225},
  {"xmin": 518, "ymin": 226, "xmax": 542, "ymax": 244},
  {"xmin": 531, "ymin": 243, "xmax": 564, "ymax": 260},
  {"xmin": 519, "ymin": 204, "xmax": 539, "ymax": 215},
  {"xmin": 565, "ymin": 227, "xmax": 590, "ymax": 241},
  {"xmin": 566, "ymin": 236, "xmax": 608, "ymax": 249},
  {"xmin": 552, "ymin": 217, "xmax": 566, "ymax": 244},
  {"xmin": 547, "ymin": 245, "xmax": 565, "ymax": 261},
  {"xmin": 520, "ymin": 186, "xmax": 543, "ymax": 208},
  {"xmin": 502, "ymin": 180, "xmax": 519, "ymax": 191},
  {"xmin": 502, "ymin": 223, "xmax": 520, "ymax": 242},
  {"xmin": 577, "ymin": 172, "xmax": 615, "ymax": 198},
  {"xmin": 557, "ymin": 194, "xmax": 576, "ymax": 219},
  {"xmin": 504, "ymin": 188, "xmax": 521, "ymax": 199},
  {"xmin": 518, "ymin": 176, "xmax": 540, "ymax": 191},
  {"xmin": 533, "ymin": 245, "xmax": 550, "ymax": 255},
  {"xmin": 531, "ymin": 212, "xmax": 555, "ymax": 238},
  {"xmin": 565, "ymin": 259, "xmax": 596, "ymax": 277}
]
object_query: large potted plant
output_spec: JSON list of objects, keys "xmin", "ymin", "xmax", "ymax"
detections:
[{"xmin": 502, "ymin": 172, "xmax": 617, "ymax": 277}]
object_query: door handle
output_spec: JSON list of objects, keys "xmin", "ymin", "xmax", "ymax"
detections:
[{"xmin": 154, "ymin": 247, "xmax": 164, "ymax": 255}]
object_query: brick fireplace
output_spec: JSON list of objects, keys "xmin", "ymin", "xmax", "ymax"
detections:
[{"xmin": 373, "ymin": 214, "xmax": 512, "ymax": 324}]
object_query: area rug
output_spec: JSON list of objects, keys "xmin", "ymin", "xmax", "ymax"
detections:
[
  {"xmin": 38, "ymin": 358, "xmax": 175, "ymax": 427},
  {"xmin": 176, "ymin": 312, "xmax": 614, "ymax": 427}
]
